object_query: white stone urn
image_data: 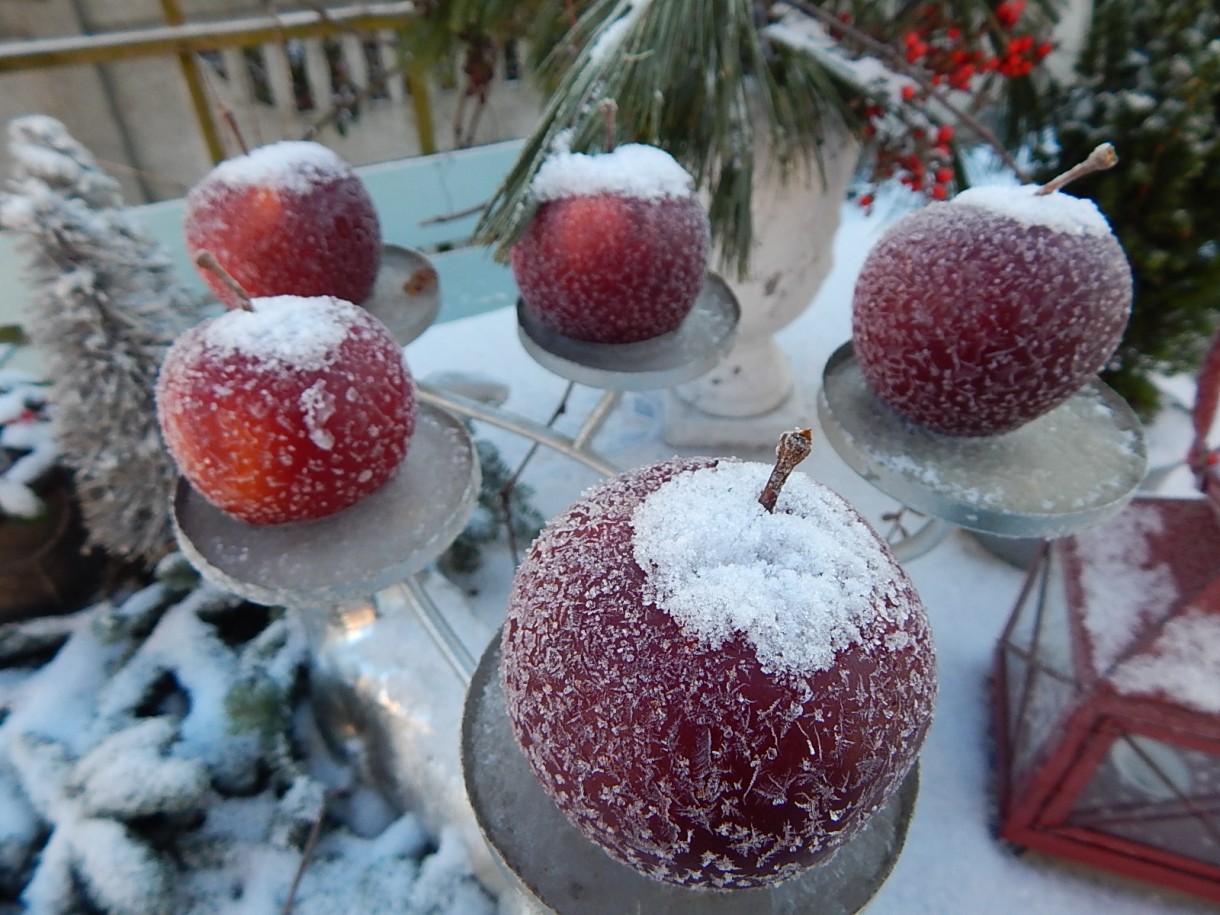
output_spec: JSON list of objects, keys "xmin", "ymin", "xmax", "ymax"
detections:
[{"xmin": 665, "ymin": 132, "xmax": 860, "ymax": 448}]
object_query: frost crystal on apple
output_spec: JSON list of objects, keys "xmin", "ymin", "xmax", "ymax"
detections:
[{"xmin": 501, "ymin": 458, "xmax": 936, "ymax": 889}]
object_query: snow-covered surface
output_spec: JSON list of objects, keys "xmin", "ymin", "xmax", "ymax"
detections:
[
  {"xmin": 3, "ymin": 198, "xmax": 1217, "ymax": 913},
  {"xmin": 0, "ymin": 368, "xmax": 55, "ymax": 518}
]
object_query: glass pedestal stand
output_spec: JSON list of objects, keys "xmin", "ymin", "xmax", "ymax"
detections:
[
  {"xmin": 515, "ymin": 272, "xmax": 743, "ymax": 452},
  {"xmin": 817, "ymin": 343, "xmax": 1149, "ymax": 561},
  {"xmin": 462, "ymin": 637, "xmax": 919, "ymax": 915},
  {"xmin": 169, "ymin": 404, "xmax": 509, "ymax": 891}
]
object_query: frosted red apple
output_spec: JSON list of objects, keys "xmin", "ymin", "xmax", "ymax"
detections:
[
  {"xmin": 185, "ymin": 140, "xmax": 381, "ymax": 308},
  {"xmin": 852, "ymin": 183, "xmax": 1132, "ymax": 436},
  {"xmin": 510, "ymin": 143, "xmax": 711, "ymax": 344},
  {"xmin": 500, "ymin": 452, "xmax": 936, "ymax": 889},
  {"xmin": 156, "ymin": 294, "xmax": 414, "ymax": 525}
]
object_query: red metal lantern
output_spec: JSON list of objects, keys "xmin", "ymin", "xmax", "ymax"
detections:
[
  {"xmin": 993, "ymin": 493, "xmax": 1220, "ymax": 900},
  {"xmin": 995, "ymin": 325, "xmax": 1220, "ymax": 900}
]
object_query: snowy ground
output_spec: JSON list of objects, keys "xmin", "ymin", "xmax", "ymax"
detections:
[{"xmin": 3, "ymin": 197, "xmax": 1218, "ymax": 914}]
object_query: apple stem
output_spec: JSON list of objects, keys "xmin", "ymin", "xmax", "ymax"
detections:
[
  {"xmin": 218, "ymin": 103, "xmax": 250, "ymax": 156},
  {"xmin": 195, "ymin": 251, "xmax": 254, "ymax": 311},
  {"xmin": 599, "ymin": 98, "xmax": 618, "ymax": 153},
  {"xmin": 758, "ymin": 428, "xmax": 813, "ymax": 513},
  {"xmin": 1035, "ymin": 143, "xmax": 1118, "ymax": 196}
]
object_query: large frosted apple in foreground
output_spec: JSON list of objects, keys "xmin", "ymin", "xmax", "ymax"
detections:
[
  {"xmin": 510, "ymin": 142, "xmax": 711, "ymax": 344},
  {"xmin": 185, "ymin": 140, "xmax": 381, "ymax": 308},
  {"xmin": 500, "ymin": 432, "xmax": 936, "ymax": 889},
  {"xmin": 852, "ymin": 145, "xmax": 1132, "ymax": 436}
]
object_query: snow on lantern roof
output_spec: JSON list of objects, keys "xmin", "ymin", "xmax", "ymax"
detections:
[{"xmin": 1061, "ymin": 496, "xmax": 1220, "ymax": 703}]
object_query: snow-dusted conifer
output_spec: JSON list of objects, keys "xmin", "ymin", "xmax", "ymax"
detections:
[{"xmin": 0, "ymin": 115, "xmax": 197, "ymax": 567}]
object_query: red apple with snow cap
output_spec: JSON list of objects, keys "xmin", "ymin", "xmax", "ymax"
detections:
[
  {"xmin": 852, "ymin": 144, "xmax": 1132, "ymax": 437},
  {"xmin": 501, "ymin": 432, "xmax": 936, "ymax": 889},
  {"xmin": 185, "ymin": 140, "xmax": 381, "ymax": 308},
  {"xmin": 510, "ymin": 141, "xmax": 711, "ymax": 344},
  {"xmin": 156, "ymin": 288, "xmax": 413, "ymax": 525}
]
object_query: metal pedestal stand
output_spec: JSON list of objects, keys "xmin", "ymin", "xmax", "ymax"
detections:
[
  {"xmin": 362, "ymin": 243, "xmax": 441, "ymax": 344},
  {"xmin": 462, "ymin": 638, "xmax": 919, "ymax": 915},
  {"xmin": 817, "ymin": 342, "xmax": 1149, "ymax": 560},
  {"xmin": 171, "ymin": 401, "xmax": 505, "ymax": 890}
]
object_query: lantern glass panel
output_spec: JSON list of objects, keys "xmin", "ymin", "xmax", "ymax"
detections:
[
  {"xmin": 1006, "ymin": 552, "xmax": 1081, "ymax": 782},
  {"xmin": 1065, "ymin": 731, "xmax": 1220, "ymax": 868}
]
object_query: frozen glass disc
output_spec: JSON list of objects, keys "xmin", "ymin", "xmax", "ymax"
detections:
[
  {"xmin": 818, "ymin": 342, "xmax": 1147, "ymax": 540},
  {"xmin": 363, "ymin": 244, "xmax": 441, "ymax": 346},
  {"xmin": 462, "ymin": 636, "xmax": 917, "ymax": 914},
  {"xmin": 516, "ymin": 273, "xmax": 740, "ymax": 391}
]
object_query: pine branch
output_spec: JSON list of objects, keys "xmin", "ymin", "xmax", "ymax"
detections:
[{"xmin": 474, "ymin": 0, "xmax": 851, "ymax": 279}]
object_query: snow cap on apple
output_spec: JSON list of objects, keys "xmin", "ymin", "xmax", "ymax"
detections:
[
  {"xmin": 501, "ymin": 431, "xmax": 936, "ymax": 889},
  {"xmin": 852, "ymin": 143, "xmax": 1133, "ymax": 437},
  {"xmin": 510, "ymin": 118, "xmax": 711, "ymax": 344},
  {"xmin": 185, "ymin": 140, "xmax": 381, "ymax": 309},
  {"xmin": 156, "ymin": 262, "xmax": 414, "ymax": 526}
]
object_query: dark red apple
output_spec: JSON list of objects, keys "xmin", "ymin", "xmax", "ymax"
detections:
[
  {"xmin": 156, "ymin": 293, "xmax": 413, "ymax": 525},
  {"xmin": 852, "ymin": 180, "xmax": 1132, "ymax": 436},
  {"xmin": 500, "ymin": 440, "xmax": 936, "ymax": 889},
  {"xmin": 184, "ymin": 140, "xmax": 381, "ymax": 308},
  {"xmin": 510, "ymin": 143, "xmax": 711, "ymax": 344}
]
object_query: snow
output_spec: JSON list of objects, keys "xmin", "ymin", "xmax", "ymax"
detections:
[
  {"xmin": 588, "ymin": 0, "xmax": 654, "ymax": 64},
  {"xmin": 631, "ymin": 461, "xmax": 911, "ymax": 674},
  {"xmin": 195, "ymin": 140, "xmax": 354, "ymax": 193},
  {"xmin": 3, "ymin": 194, "xmax": 1218, "ymax": 914},
  {"xmin": 529, "ymin": 143, "xmax": 696, "ymax": 201},
  {"xmin": 202, "ymin": 296, "xmax": 354, "ymax": 370},
  {"xmin": 954, "ymin": 184, "xmax": 1115, "ymax": 238},
  {"xmin": 1111, "ymin": 612, "xmax": 1220, "ymax": 713}
]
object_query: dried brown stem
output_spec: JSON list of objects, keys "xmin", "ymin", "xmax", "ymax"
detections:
[
  {"xmin": 195, "ymin": 251, "xmax": 253, "ymax": 311},
  {"xmin": 599, "ymin": 98, "xmax": 619, "ymax": 153},
  {"xmin": 758, "ymin": 428, "xmax": 814, "ymax": 513},
  {"xmin": 1035, "ymin": 143, "xmax": 1119, "ymax": 196}
]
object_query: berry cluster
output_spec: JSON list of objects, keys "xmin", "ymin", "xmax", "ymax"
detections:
[{"xmin": 841, "ymin": 0, "xmax": 1053, "ymax": 206}]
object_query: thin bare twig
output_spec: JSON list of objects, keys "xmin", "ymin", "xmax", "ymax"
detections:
[{"xmin": 279, "ymin": 794, "xmax": 328, "ymax": 915}]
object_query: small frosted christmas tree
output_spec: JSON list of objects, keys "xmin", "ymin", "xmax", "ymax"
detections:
[{"xmin": 0, "ymin": 115, "xmax": 198, "ymax": 568}]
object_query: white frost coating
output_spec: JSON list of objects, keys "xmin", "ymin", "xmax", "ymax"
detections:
[
  {"xmin": 953, "ymin": 184, "xmax": 1113, "ymax": 237},
  {"xmin": 299, "ymin": 380, "xmax": 337, "ymax": 450},
  {"xmin": 530, "ymin": 143, "xmax": 696, "ymax": 202},
  {"xmin": 631, "ymin": 463, "xmax": 906, "ymax": 674},
  {"xmin": 1112, "ymin": 612, "xmax": 1220, "ymax": 713},
  {"xmin": 202, "ymin": 140, "xmax": 351, "ymax": 191},
  {"xmin": 204, "ymin": 295, "xmax": 351, "ymax": 370}
]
